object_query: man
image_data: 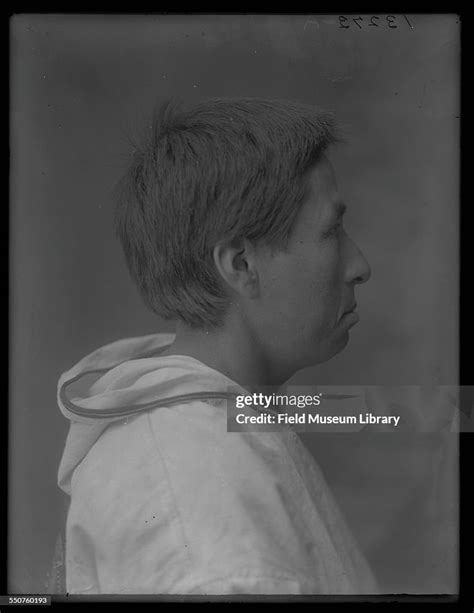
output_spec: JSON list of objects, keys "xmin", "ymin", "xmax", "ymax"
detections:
[{"xmin": 56, "ymin": 97, "xmax": 376, "ymax": 595}]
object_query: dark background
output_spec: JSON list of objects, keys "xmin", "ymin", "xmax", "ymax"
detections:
[{"xmin": 10, "ymin": 14, "xmax": 459, "ymax": 594}]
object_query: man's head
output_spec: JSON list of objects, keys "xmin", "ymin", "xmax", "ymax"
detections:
[{"xmin": 115, "ymin": 97, "xmax": 370, "ymax": 374}]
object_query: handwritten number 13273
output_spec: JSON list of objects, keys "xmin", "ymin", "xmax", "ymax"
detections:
[{"xmin": 338, "ymin": 15, "xmax": 413, "ymax": 29}]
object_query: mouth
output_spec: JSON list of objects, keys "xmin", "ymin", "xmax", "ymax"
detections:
[
  {"xmin": 343, "ymin": 302, "xmax": 357, "ymax": 315},
  {"xmin": 338, "ymin": 302, "xmax": 359, "ymax": 326}
]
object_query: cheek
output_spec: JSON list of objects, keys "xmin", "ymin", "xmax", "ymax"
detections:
[
  {"xmin": 303, "ymin": 249, "xmax": 342, "ymax": 307},
  {"xmin": 287, "ymin": 267, "xmax": 342, "ymax": 330},
  {"xmin": 259, "ymin": 245, "xmax": 343, "ymax": 321},
  {"xmin": 301, "ymin": 259, "xmax": 345, "ymax": 336}
]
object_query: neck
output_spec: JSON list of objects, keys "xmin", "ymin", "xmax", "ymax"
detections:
[{"xmin": 160, "ymin": 317, "xmax": 291, "ymax": 392}]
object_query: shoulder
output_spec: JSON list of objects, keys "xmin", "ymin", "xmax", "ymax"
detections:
[
  {"xmin": 145, "ymin": 399, "xmax": 298, "ymax": 501},
  {"xmin": 143, "ymin": 401, "xmax": 322, "ymax": 579},
  {"xmin": 68, "ymin": 400, "xmax": 327, "ymax": 591},
  {"xmin": 70, "ymin": 399, "xmax": 294, "ymax": 527}
]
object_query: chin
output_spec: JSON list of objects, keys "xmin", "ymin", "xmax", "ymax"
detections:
[
  {"xmin": 288, "ymin": 325, "xmax": 352, "ymax": 372},
  {"xmin": 319, "ymin": 331, "xmax": 350, "ymax": 364},
  {"xmin": 335, "ymin": 327, "xmax": 351, "ymax": 350}
]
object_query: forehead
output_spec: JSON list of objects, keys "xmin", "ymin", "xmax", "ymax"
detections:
[{"xmin": 296, "ymin": 156, "xmax": 341, "ymax": 228}]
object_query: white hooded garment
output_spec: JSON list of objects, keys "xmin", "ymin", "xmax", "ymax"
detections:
[{"xmin": 57, "ymin": 333, "xmax": 379, "ymax": 595}]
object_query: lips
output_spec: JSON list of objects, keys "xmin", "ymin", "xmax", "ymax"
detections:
[{"xmin": 344, "ymin": 302, "xmax": 357, "ymax": 315}]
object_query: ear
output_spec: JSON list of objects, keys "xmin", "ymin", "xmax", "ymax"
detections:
[{"xmin": 212, "ymin": 237, "xmax": 260, "ymax": 299}]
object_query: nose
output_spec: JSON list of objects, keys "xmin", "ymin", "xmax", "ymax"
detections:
[{"xmin": 345, "ymin": 236, "xmax": 371, "ymax": 285}]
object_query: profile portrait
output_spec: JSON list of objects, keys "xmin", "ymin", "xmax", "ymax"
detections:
[{"xmin": 10, "ymin": 13, "xmax": 459, "ymax": 600}]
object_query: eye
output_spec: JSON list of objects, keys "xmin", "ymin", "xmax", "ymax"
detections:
[{"xmin": 324, "ymin": 222, "xmax": 342, "ymax": 238}]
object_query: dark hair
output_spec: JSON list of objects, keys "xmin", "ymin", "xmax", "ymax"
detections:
[{"xmin": 114, "ymin": 97, "xmax": 339, "ymax": 328}]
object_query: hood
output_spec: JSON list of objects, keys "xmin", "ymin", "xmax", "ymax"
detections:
[{"xmin": 57, "ymin": 332, "xmax": 247, "ymax": 495}]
